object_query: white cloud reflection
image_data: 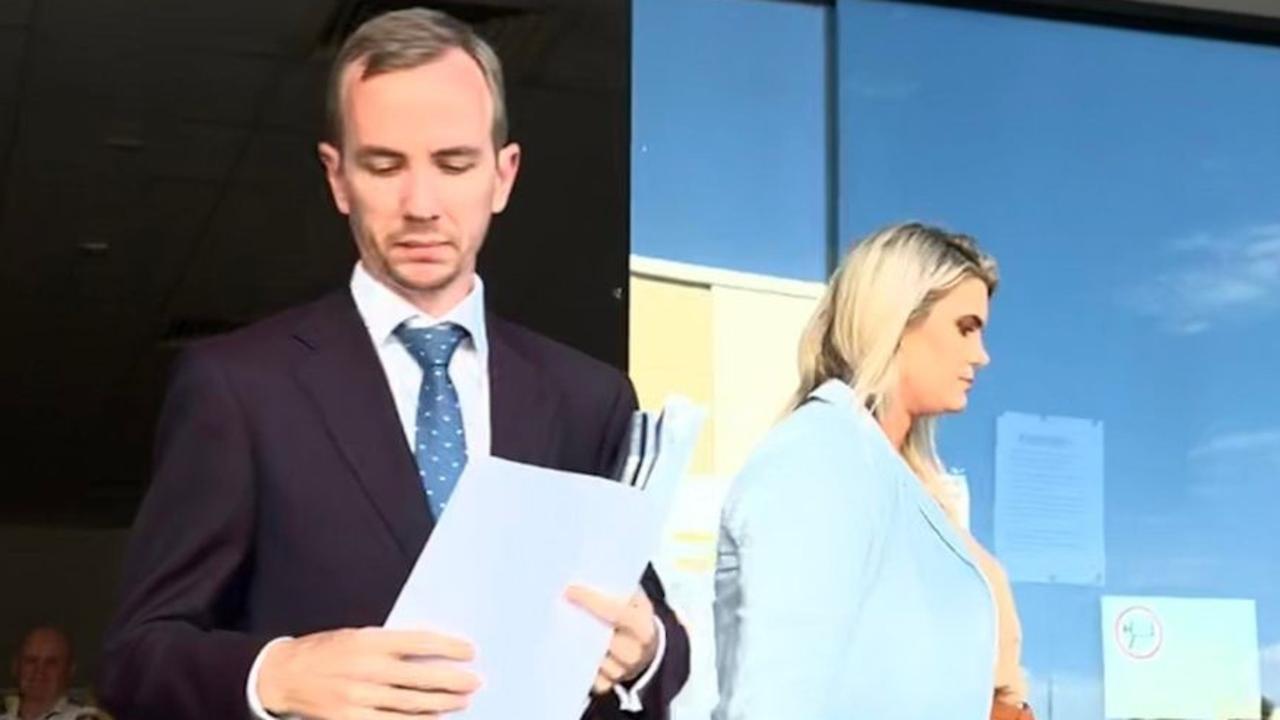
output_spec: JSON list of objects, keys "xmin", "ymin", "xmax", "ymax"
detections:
[{"xmin": 1126, "ymin": 224, "xmax": 1280, "ymax": 334}]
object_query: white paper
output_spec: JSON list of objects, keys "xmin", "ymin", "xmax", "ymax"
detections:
[
  {"xmin": 994, "ymin": 411, "xmax": 1106, "ymax": 585},
  {"xmin": 1101, "ymin": 595, "xmax": 1261, "ymax": 719},
  {"xmin": 384, "ymin": 398, "xmax": 705, "ymax": 720}
]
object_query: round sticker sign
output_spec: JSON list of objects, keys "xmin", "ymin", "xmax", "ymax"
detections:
[{"xmin": 1114, "ymin": 605, "xmax": 1163, "ymax": 660}]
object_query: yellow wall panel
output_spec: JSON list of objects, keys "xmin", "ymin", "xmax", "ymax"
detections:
[
  {"xmin": 710, "ymin": 285, "xmax": 819, "ymax": 476},
  {"xmin": 628, "ymin": 276, "xmax": 715, "ymax": 474}
]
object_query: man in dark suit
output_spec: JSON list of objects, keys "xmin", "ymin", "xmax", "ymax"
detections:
[{"xmin": 98, "ymin": 8, "xmax": 689, "ymax": 719}]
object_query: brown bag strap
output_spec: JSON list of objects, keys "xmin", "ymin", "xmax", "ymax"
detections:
[{"xmin": 990, "ymin": 701, "xmax": 1036, "ymax": 720}]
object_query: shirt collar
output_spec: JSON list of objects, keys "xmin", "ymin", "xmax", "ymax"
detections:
[
  {"xmin": 7, "ymin": 696, "xmax": 73, "ymax": 719},
  {"xmin": 349, "ymin": 262, "xmax": 489, "ymax": 363},
  {"xmin": 809, "ymin": 377, "xmax": 856, "ymax": 407},
  {"xmin": 50, "ymin": 697, "xmax": 73, "ymax": 716}
]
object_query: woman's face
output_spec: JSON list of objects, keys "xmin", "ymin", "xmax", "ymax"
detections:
[{"xmin": 896, "ymin": 276, "xmax": 991, "ymax": 416}]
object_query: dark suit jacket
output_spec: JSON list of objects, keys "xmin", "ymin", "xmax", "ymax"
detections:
[{"xmin": 98, "ymin": 289, "xmax": 690, "ymax": 719}]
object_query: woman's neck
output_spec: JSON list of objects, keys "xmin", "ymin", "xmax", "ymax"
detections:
[{"xmin": 877, "ymin": 400, "xmax": 912, "ymax": 452}]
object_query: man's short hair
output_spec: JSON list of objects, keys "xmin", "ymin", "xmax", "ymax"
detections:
[{"xmin": 325, "ymin": 8, "xmax": 508, "ymax": 148}]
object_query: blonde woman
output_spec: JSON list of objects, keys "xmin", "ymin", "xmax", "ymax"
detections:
[{"xmin": 713, "ymin": 223, "xmax": 1032, "ymax": 719}]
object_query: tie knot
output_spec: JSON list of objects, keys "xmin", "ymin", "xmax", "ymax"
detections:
[{"xmin": 395, "ymin": 322, "xmax": 469, "ymax": 368}]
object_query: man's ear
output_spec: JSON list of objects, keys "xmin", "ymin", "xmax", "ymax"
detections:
[
  {"xmin": 490, "ymin": 142, "xmax": 522, "ymax": 214},
  {"xmin": 318, "ymin": 141, "xmax": 351, "ymax": 215}
]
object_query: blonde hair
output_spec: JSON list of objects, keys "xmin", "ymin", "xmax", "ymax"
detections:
[{"xmin": 791, "ymin": 222, "xmax": 998, "ymax": 487}]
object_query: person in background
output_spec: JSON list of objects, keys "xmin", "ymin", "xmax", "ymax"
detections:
[
  {"xmin": 713, "ymin": 222, "xmax": 1034, "ymax": 719},
  {"xmin": 3, "ymin": 626, "xmax": 100, "ymax": 720}
]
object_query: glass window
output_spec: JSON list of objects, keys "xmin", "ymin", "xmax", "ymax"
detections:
[
  {"xmin": 633, "ymin": 0, "xmax": 830, "ymax": 281},
  {"xmin": 839, "ymin": 0, "xmax": 1280, "ymax": 715}
]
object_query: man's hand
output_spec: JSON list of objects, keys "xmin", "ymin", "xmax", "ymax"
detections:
[
  {"xmin": 566, "ymin": 585, "xmax": 658, "ymax": 695},
  {"xmin": 257, "ymin": 627, "xmax": 480, "ymax": 719}
]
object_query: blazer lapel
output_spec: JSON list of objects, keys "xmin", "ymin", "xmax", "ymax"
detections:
[
  {"xmin": 910, "ymin": 484, "xmax": 982, "ymax": 573},
  {"xmin": 487, "ymin": 315, "xmax": 562, "ymax": 467},
  {"xmin": 816, "ymin": 380, "xmax": 985, "ymax": 576},
  {"xmin": 293, "ymin": 290, "xmax": 432, "ymax": 560}
]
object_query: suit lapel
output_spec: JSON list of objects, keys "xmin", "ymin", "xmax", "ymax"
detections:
[
  {"xmin": 293, "ymin": 290, "xmax": 432, "ymax": 561},
  {"xmin": 487, "ymin": 315, "xmax": 562, "ymax": 467}
]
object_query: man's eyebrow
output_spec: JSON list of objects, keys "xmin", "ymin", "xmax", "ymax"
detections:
[
  {"xmin": 353, "ymin": 146, "xmax": 406, "ymax": 162},
  {"xmin": 432, "ymin": 146, "xmax": 482, "ymax": 161}
]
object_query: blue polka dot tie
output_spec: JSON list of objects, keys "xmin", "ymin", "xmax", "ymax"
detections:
[{"xmin": 394, "ymin": 322, "xmax": 470, "ymax": 519}]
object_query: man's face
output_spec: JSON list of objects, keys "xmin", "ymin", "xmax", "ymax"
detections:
[
  {"xmin": 13, "ymin": 629, "xmax": 72, "ymax": 704},
  {"xmin": 319, "ymin": 49, "xmax": 520, "ymax": 314}
]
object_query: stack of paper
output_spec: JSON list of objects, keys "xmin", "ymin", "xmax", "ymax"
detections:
[{"xmin": 384, "ymin": 396, "xmax": 706, "ymax": 720}]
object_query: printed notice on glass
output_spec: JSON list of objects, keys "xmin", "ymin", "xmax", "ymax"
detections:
[{"xmin": 994, "ymin": 411, "xmax": 1105, "ymax": 585}]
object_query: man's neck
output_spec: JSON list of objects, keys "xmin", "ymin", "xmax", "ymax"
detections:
[
  {"xmin": 405, "ymin": 282, "xmax": 470, "ymax": 319},
  {"xmin": 364, "ymin": 263, "xmax": 475, "ymax": 319},
  {"xmin": 17, "ymin": 695, "xmax": 59, "ymax": 720}
]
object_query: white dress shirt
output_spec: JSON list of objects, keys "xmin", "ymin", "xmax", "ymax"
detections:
[
  {"xmin": 247, "ymin": 264, "xmax": 662, "ymax": 717},
  {"xmin": 350, "ymin": 262, "xmax": 491, "ymax": 457}
]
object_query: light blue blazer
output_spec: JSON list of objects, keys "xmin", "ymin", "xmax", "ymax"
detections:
[{"xmin": 713, "ymin": 379, "xmax": 997, "ymax": 719}]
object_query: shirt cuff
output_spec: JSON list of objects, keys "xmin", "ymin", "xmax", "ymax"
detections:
[
  {"xmin": 246, "ymin": 636, "xmax": 293, "ymax": 720},
  {"xmin": 614, "ymin": 615, "xmax": 667, "ymax": 712}
]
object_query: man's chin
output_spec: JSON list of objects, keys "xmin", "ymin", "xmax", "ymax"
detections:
[{"xmin": 388, "ymin": 265, "xmax": 466, "ymax": 294}]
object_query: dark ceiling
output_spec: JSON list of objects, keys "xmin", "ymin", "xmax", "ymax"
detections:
[{"xmin": 0, "ymin": 0, "xmax": 630, "ymax": 525}]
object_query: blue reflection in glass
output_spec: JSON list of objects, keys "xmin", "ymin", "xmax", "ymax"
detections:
[
  {"xmin": 633, "ymin": 0, "xmax": 830, "ymax": 281},
  {"xmin": 839, "ymin": 0, "xmax": 1280, "ymax": 715}
]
